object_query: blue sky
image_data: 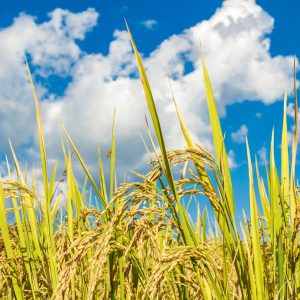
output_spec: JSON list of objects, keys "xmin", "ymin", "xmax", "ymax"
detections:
[
  {"xmin": 1, "ymin": 0, "xmax": 299, "ymax": 57},
  {"xmin": 0, "ymin": 0, "xmax": 299, "ymax": 218}
]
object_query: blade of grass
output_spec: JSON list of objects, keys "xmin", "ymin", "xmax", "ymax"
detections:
[
  {"xmin": 0, "ymin": 180, "xmax": 23, "ymax": 300},
  {"xmin": 246, "ymin": 138, "xmax": 264, "ymax": 299},
  {"xmin": 126, "ymin": 22, "xmax": 223, "ymax": 300},
  {"xmin": 26, "ymin": 59, "xmax": 59, "ymax": 289},
  {"xmin": 201, "ymin": 56, "xmax": 234, "ymax": 218},
  {"xmin": 63, "ymin": 128, "xmax": 108, "ymax": 215}
]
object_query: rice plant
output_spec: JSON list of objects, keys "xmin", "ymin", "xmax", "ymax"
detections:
[{"xmin": 0, "ymin": 26, "xmax": 299, "ymax": 299}]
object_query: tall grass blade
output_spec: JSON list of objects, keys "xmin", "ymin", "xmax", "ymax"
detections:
[
  {"xmin": 26, "ymin": 60, "xmax": 59, "ymax": 288},
  {"xmin": 0, "ymin": 180, "xmax": 23, "ymax": 299},
  {"xmin": 201, "ymin": 56, "xmax": 234, "ymax": 218},
  {"xmin": 246, "ymin": 138, "xmax": 264, "ymax": 299}
]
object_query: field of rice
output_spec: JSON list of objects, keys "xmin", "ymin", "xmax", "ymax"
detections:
[{"xmin": 0, "ymin": 26, "xmax": 299, "ymax": 299}]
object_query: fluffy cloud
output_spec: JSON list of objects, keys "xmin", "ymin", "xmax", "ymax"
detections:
[
  {"xmin": 231, "ymin": 125, "xmax": 248, "ymax": 144},
  {"xmin": 227, "ymin": 150, "xmax": 238, "ymax": 169},
  {"xmin": 141, "ymin": 19, "xmax": 158, "ymax": 30},
  {"xmin": 257, "ymin": 146, "xmax": 268, "ymax": 164},
  {"xmin": 287, "ymin": 103, "xmax": 299, "ymax": 119},
  {"xmin": 0, "ymin": 0, "xmax": 297, "ymax": 183},
  {"xmin": 0, "ymin": 8, "xmax": 98, "ymax": 153}
]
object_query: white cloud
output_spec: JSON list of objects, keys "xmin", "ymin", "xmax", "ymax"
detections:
[
  {"xmin": 287, "ymin": 124, "xmax": 300, "ymax": 147},
  {"xmin": 231, "ymin": 125, "xmax": 248, "ymax": 144},
  {"xmin": 257, "ymin": 146, "xmax": 268, "ymax": 164},
  {"xmin": 0, "ymin": 8, "xmax": 98, "ymax": 153},
  {"xmin": 141, "ymin": 19, "xmax": 157, "ymax": 30},
  {"xmin": 287, "ymin": 103, "xmax": 300, "ymax": 119},
  {"xmin": 0, "ymin": 0, "xmax": 297, "ymax": 183},
  {"xmin": 227, "ymin": 150, "xmax": 238, "ymax": 169},
  {"xmin": 285, "ymin": 104, "xmax": 300, "ymax": 146}
]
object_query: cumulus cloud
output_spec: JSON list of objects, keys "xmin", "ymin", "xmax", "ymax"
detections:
[
  {"xmin": 287, "ymin": 103, "xmax": 299, "ymax": 119},
  {"xmin": 257, "ymin": 146, "xmax": 268, "ymax": 164},
  {"xmin": 231, "ymin": 125, "xmax": 248, "ymax": 144},
  {"xmin": 0, "ymin": 0, "xmax": 297, "ymax": 182},
  {"xmin": 227, "ymin": 150, "xmax": 238, "ymax": 169},
  {"xmin": 0, "ymin": 8, "xmax": 98, "ymax": 164},
  {"xmin": 141, "ymin": 19, "xmax": 158, "ymax": 30}
]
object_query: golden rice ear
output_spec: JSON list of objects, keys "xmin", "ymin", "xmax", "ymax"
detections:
[
  {"xmin": 126, "ymin": 21, "xmax": 189, "ymax": 244},
  {"xmin": 1, "ymin": 19, "xmax": 299, "ymax": 300},
  {"xmin": 126, "ymin": 23, "xmax": 224, "ymax": 299},
  {"xmin": 0, "ymin": 179, "xmax": 23, "ymax": 299}
]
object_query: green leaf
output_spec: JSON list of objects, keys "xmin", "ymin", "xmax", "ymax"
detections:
[
  {"xmin": 201, "ymin": 56, "xmax": 234, "ymax": 218},
  {"xmin": 246, "ymin": 138, "xmax": 264, "ymax": 299}
]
